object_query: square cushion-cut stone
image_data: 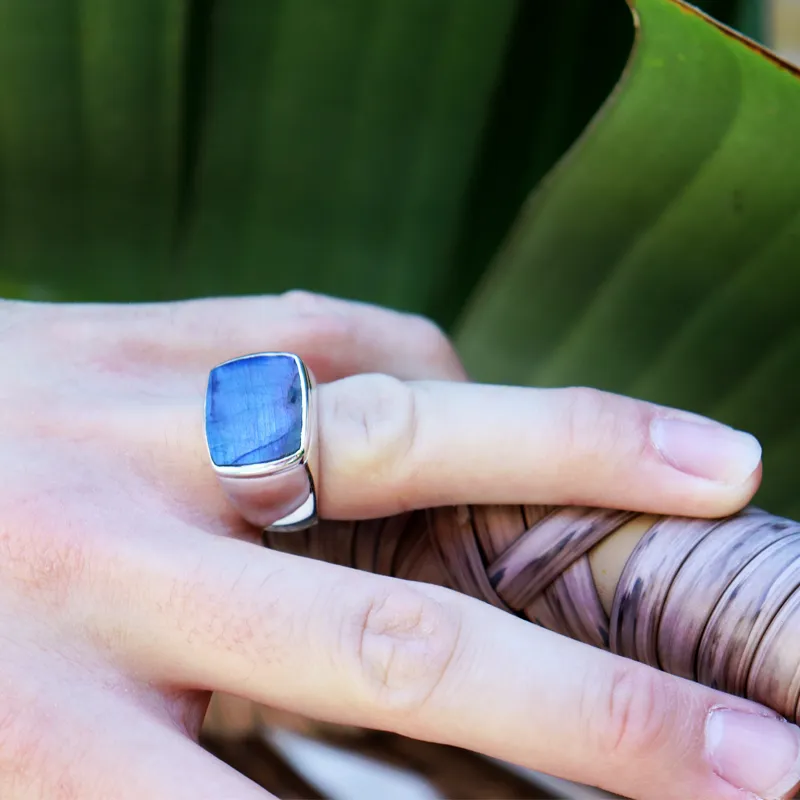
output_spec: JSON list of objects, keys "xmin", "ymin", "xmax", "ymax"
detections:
[{"xmin": 205, "ymin": 354, "xmax": 303, "ymax": 468}]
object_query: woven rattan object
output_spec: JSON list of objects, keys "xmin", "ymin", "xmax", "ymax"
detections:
[
  {"xmin": 264, "ymin": 504, "xmax": 800, "ymax": 722},
  {"xmin": 203, "ymin": 504, "xmax": 800, "ymax": 797}
]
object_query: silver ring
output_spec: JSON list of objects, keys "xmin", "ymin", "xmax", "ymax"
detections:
[{"xmin": 204, "ymin": 352, "xmax": 318, "ymax": 533}]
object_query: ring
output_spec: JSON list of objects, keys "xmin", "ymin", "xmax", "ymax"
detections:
[{"xmin": 204, "ymin": 352, "xmax": 318, "ymax": 533}]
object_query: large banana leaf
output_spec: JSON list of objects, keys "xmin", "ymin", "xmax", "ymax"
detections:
[
  {"xmin": 456, "ymin": 0, "xmax": 800, "ymax": 516},
  {"xmin": 0, "ymin": 0, "xmax": 633, "ymax": 308},
  {"xmin": 0, "ymin": 0, "xmax": 797, "ymax": 518},
  {"xmin": 0, "ymin": 1, "xmax": 185, "ymax": 299}
]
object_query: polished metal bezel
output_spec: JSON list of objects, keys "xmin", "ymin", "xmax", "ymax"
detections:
[{"xmin": 205, "ymin": 351, "xmax": 313, "ymax": 480}]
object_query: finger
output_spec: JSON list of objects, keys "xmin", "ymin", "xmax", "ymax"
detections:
[
  {"xmin": 317, "ymin": 376, "xmax": 761, "ymax": 519},
  {"xmin": 3, "ymin": 665, "xmax": 271, "ymax": 800},
  {"xmin": 169, "ymin": 371, "xmax": 758, "ymax": 533},
  {"xmin": 90, "ymin": 713, "xmax": 275, "ymax": 800},
  {"xmin": 112, "ymin": 535, "xmax": 797, "ymax": 800},
  {"xmin": 62, "ymin": 292, "xmax": 467, "ymax": 382}
]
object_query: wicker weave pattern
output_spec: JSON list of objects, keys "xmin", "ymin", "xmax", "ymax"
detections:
[{"xmin": 267, "ymin": 505, "xmax": 800, "ymax": 723}]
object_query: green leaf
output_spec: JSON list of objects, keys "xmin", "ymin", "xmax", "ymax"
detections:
[
  {"xmin": 0, "ymin": 0, "xmax": 631, "ymax": 315},
  {"xmin": 455, "ymin": 0, "xmax": 800, "ymax": 514},
  {"xmin": 175, "ymin": 0, "xmax": 631, "ymax": 325},
  {"xmin": 178, "ymin": 0, "xmax": 519, "ymax": 313},
  {"xmin": 0, "ymin": 1, "xmax": 186, "ymax": 301},
  {"xmin": 435, "ymin": 0, "xmax": 632, "ymax": 328}
]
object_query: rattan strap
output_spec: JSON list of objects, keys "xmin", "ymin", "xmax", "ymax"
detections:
[{"xmin": 266, "ymin": 505, "xmax": 800, "ymax": 723}]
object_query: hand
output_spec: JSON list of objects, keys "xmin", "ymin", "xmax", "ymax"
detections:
[{"xmin": 0, "ymin": 292, "xmax": 789, "ymax": 800}]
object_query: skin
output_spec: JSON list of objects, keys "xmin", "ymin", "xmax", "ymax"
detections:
[{"xmin": 0, "ymin": 291, "xmax": 780, "ymax": 799}]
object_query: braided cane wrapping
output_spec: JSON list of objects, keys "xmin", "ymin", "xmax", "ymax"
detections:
[{"xmin": 265, "ymin": 505, "xmax": 800, "ymax": 723}]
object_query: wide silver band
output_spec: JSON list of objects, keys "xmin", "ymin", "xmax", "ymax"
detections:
[{"xmin": 205, "ymin": 353, "xmax": 319, "ymax": 533}]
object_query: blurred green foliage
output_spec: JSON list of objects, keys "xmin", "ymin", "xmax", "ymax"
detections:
[{"xmin": 0, "ymin": 0, "xmax": 754, "ymax": 311}]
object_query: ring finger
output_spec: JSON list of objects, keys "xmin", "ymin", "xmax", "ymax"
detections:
[{"xmin": 175, "ymin": 372, "xmax": 761, "ymax": 528}]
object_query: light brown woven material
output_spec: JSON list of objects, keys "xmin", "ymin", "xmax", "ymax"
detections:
[{"xmin": 266, "ymin": 505, "xmax": 800, "ymax": 723}]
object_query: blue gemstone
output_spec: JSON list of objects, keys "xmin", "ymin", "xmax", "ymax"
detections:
[{"xmin": 205, "ymin": 354, "xmax": 304, "ymax": 468}]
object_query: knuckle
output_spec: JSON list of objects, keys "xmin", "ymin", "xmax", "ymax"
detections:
[
  {"xmin": 280, "ymin": 289, "xmax": 331, "ymax": 315},
  {"xmin": 587, "ymin": 662, "xmax": 678, "ymax": 762},
  {"xmin": 328, "ymin": 374, "xmax": 419, "ymax": 483},
  {"xmin": 344, "ymin": 584, "xmax": 461, "ymax": 715},
  {"xmin": 278, "ymin": 291, "xmax": 357, "ymax": 353},
  {"xmin": 405, "ymin": 315, "xmax": 460, "ymax": 369},
  {"xmin": 278, "ymin": 288, "xmax": 359, "ymax": 322}
]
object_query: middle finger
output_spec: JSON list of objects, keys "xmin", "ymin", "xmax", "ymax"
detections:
[{"xmin": 101, "ymin": 529, "xmax": 795, "ymax": 800}]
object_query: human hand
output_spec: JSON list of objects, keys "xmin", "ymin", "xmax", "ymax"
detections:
[{"xmin": 0, "ymin": 292, "xmax": 791, "ymax": 800}]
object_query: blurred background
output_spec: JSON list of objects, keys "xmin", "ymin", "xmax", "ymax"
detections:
[
  {"xmin": 773, "ymin": 0, "xmax": 800, "ymax": 64},
  {"xmin": 1, "ymin": 0, "xmax": 799, "ymax": 797}
]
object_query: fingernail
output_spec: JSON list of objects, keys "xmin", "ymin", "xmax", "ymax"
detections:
[
  {"xmin": 650, "ymin": 417, "xmax": 761, "ymax": 485},
  {"xmin": 706, "ymin": 708, "xmax": 800, "ymax": 799}
]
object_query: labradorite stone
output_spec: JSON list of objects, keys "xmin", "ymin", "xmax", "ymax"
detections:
[{"xmin": 205, "ymin": 354, "xmax": 303, "ymax": 468}]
